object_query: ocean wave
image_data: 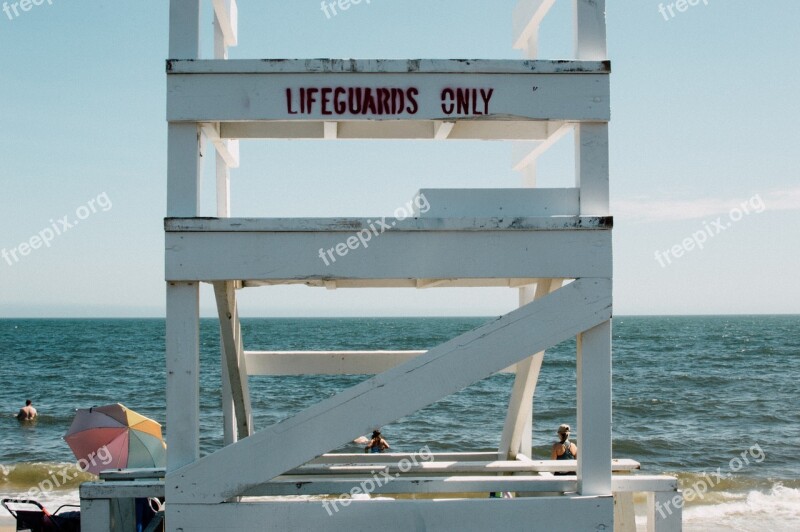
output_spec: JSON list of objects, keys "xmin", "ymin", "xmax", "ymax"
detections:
[
  {"xmin": 0, "ymin": 462, "xmax": 94, "ymax": 492},
  {"xmin": 683, "ymin": 485, "xmax": 800, "ymax": 532}
]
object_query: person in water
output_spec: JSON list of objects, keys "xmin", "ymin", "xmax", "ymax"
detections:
[
  {"xmin": 551, "ymin": 424, "xmax": 577, "ymax": 460},
  {"xmin": 364, "ymin": 430, "xmax": 390, "ymax": 453},
  {"xmin": 17, "ymin": 399, "xmax": 37, "ymax": 421}
]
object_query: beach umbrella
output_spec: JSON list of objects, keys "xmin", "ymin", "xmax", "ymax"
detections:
[{"xmin": 64, "ymin": 403, "xmax": 166, "ymax": 475}]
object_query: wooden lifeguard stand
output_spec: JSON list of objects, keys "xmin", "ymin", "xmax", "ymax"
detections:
[{"xmin": 77, "ymin": 1, "xmax": 682, "ymax": 530}]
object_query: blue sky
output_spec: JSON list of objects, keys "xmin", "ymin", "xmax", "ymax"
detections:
[{"xmin": 1, "ymin": 0, "xmax": 798, "ymax": 317}]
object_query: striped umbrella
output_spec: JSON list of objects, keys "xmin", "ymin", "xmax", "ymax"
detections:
[{"xmin": 64, "ymin": 403, "xmax": 166, "ymax": 475}]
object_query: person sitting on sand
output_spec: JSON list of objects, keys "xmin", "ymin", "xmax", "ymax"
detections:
[
  {"xmin": 551, "ymin": 424, "xmax": 577, "ymax": 461},
  {"xmin": 365, "ymin": 430, "xmax": 390, "ymax": 453},
  {"xmin": 17, "ymin": 399, "xmax": 37, "ymax": 421}
]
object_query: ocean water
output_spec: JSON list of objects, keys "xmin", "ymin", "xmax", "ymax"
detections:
[{"xmin": 1, "ymin": 316, "xmax": 798, "ymax": 530}]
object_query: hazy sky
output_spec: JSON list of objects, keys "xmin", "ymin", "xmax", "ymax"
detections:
[{"xmin": 1, "ymin": 0, "xmax": 798, "ymax": 317}]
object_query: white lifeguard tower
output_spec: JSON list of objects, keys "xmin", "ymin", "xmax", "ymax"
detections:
[{"xmin": 79, "ymin": 1, "xmax": 682, "ymax": 530}]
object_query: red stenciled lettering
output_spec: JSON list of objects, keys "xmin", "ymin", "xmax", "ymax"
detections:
[
  {"xmin": 334, "ymin": 87, "xmax": 347, "ymax": 114},
  {"xmin": 377, "ymin": 88, "xmax": 391, "ymax": 115},
  {"xmin": 321, "ymin": 87, "xmax": 333, "ymax": 115},
  {"xmin": 456, "ymin": 88, "xmax": 470, "ymax": 115},
  {"xmin": 286, "ymin": 88, "xmax": 297, "ymax": 114},
  {"xmin": 391, "ymin": 88, "xmax": 405, "ymax": 115},
  {"xmin": 441, "ymin": 88, "xmax": 455, "ymax": 115},
  {"xmin": 406, "ymin": 88, "xmax": 419, "ymax": 114},
  {"xmin": 362, "ymin": 88, "xmax": 378, "ymax": 114},
  {"xmin": 349, "ymin": 87, "xmax": 363, "ymax": 114},
  {"xmin": 480, "ymin": 88, "xmax": 494, "ymax": 115},
  {"xmin": 306, "ymin": 88, "xmax": 319, "ymax": 114}
]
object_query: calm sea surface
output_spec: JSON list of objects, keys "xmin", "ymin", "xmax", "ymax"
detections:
[{"xmin": 1, "ymin": 316, "xmax": 798, "ymax": 530}]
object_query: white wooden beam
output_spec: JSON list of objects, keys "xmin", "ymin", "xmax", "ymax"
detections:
[
  {"xmin": 499, "ymin": 278, "xmax": 563, "ymax": 459},
  {"xmin": 574, "ymin": 0, "xmax": 607, "ymax": 60},
  {"xmin": 433, "ymin": 121, "xmax": 455, "ymax": 140},
  {"xmin": 200, "ymin": 123, "xmax": 240, "ymax": 168},
  {"xmin": 168, "ymin": 278, "xmax": 612, "ymax": 503},
  {"xmin": 245, "ymin": 350, "xmax": 427, "ymax": 376},
  {"xmin": 213, "ymin": 281, "xmax": 252, "ymax": 439},
  {"xmin": 513, "ymin": 0, "xmax": 557, "ymax": 58},
  {"xmin": 323, "ymin": 121, "xmax": 338, "ymax": 140},
  {"xmin": 575, "ymin": 122, "xmax": 610, "ymax": 216},
  {"xmin": 168, "ymin": 0, "xmax": 201, "ymax": 59},
  {"xmin": 512, "ymin": 123, "xmax": 576, "ymax": 172},
  {"xmin": 166, "ymin": 282, "xmax": 200, "ymax": 471},
  {"xmin": 164, "ymin": 218, "xmax": 613, "ymax": 282},
  {"xmin": 167, "ymin": 60, "xmax": 610, "ymax": 123},
  {"xmin": 211, "ymin": 0, "xmax": 238, "ymax": 47},
  {"xmin": 169, "ymin": 496, "xmax": 612, "ymax": 531},
  {"xmin": 577, "ymin": 319, "xmax": 612, "ymax": 496}
]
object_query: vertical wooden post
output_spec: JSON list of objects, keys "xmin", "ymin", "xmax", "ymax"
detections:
[
  {"xmin": 574, "ymin": 0, "xmax": 607, "ymax": 60},
  {"xmin": 169, "ymin": 0, "xmax": 201, "ymax": 59},
  {"xmin": 166, "ymin": 1, "xmax": 201, "ymax": 475},
  {"xmin": 575, "ymin": 122, "xmax": 609, "ymax": 216},
  {"xmin": 166, "ymin": 282, "xmax": 201, "ymax": 470},
  {"xmin": 647, "ymin": 491, "xmax": 683, "ymax": 532},
  {"xmin": 80, "ymin": 499, "xmax": 110, "ymax": 532},
  {"xmin": 576, "ymin": 319, "xmax": 612, "ymax": 495}
]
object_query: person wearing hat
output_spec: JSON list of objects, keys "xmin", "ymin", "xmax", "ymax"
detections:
[
  {"xmin": 364, "ymin": 429, "xmax": 390, "ymax": 453},
  {"xmin": 550, "ymin": 424, "xmax": 577, "ymax": 461}
]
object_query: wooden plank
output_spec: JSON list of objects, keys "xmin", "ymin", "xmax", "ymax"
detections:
[
  {"xmin": 211, "ymin": 0, "xmax": 238, "ymax": 47},
  {"xmin": 167, "ymin": 59, "xmax": 610, "ymax": 75},
  {"xmin": 575, "ymin": 0, "xmax": 607, "ymax": 60},
  {"xmin": 242, "ymin": 472, "xmax": 660, "ymax": 497},
  {"xmin": 577, "ymin": 320, "xmax": 612, "ymax": 496},
  {"xmin": 286, "ymin": 459, "xmax": 640, "ymax": 477},
  {"xmin": 165, "ymin": 282, "xmax": 200, "ymax": 471},
  {"xmin": 245, "ymin": 350, "xmax": 426, "ymax": 376},
  {"xmin": 168, "ymin": 0, "xmax": 200, "ymax": 59},
  {"xmin": 80, "ymin": 481, "xmax": 165, "ymax": 499},
  {"xmin": 576, "ymin": 122, "xmax": 610, "ymax": 216},
  {"xmin": 413, "ymin": 189, "xmax": 579, "ymax": 218},
  {"xmin": 167, "ymin": 67, "xmax": 610, "ymax": 123},
  {"xmin": 513, "ymin": 0, "xmax": 557, "ymax": 58},
  {"xmin": 168, "ymin": 278, "xmax": 612, "ymax": 503},
  {"xmin": 99, "ymin": 468, "xmax": 165, "ymax": 480},
  {"xmin": 213, "ymin": 281, "xmax": 252, "ymax": 439},
  {"xmin": 165, "ymin": 216, "xmax": 612, "ymax": 232},
  {"xmin": 499, "ymin": 279, "xmax": 562, "ymax": 459},
  {"xmin": 309, "ymin": 452, "xmax": 501, "ymax": 464},
  {"xmin": 246, "ymin": 475, "xmax": 577, "ymax": 497},
  {"xmin": 220, "ymin": 120, "xmax": 558, "ymax": 141},
  {"xmin": 168, "ymin": 496, "xmax": 612, "ymax": 531},
  {"xmin": 165, "ymin": 228, "xmax": 612, "ymax": 282}
]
